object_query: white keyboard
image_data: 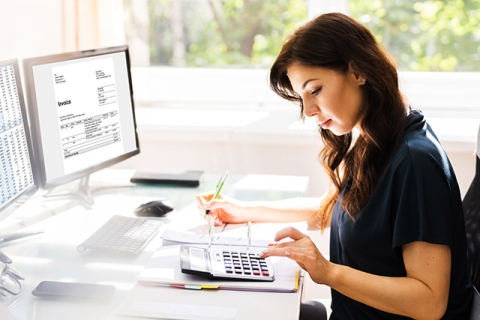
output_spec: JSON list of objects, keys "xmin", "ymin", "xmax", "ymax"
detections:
[{"xmin": 77, "ymin": 215, "xmax": 163, "ymax": 254}]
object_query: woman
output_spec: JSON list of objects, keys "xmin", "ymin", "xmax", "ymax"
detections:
[{"xmin": 196, "ymin": 13, "xmax": 473, "ymax": 319}]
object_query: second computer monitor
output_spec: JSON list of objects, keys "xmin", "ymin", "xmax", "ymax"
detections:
[
  {"xmin": 23, "ymin": 46, "xmax": 140, "ymax": 199},
  {"xmin": 0, "ymin": 59, "xmax": 37, "ymax": 222}
]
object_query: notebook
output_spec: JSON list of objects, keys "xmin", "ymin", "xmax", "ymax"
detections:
[{"xmin": 137, "ymin": 245, "xmax": 301, "ymax": 293}]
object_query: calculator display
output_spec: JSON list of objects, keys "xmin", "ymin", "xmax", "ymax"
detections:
[{"xmin": 189, "ymin": 247, "xmax": 207, "ymax": 271}]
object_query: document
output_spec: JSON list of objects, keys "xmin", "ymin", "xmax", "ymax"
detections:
[
  {"xmin": 162, "ymin": 202, "xmax": 308, "ymax": 247},
  {"xmin": 115, "ymin": 284, "xmax": 241, "ymax": 320},
  {"xmin": 0, "ymin": 304, "xmax": 18, "ymax": 320},
  {"xmin": 52, "ymin": 58, "xmax": 124, "ymax": 174},
  {"xmin": 128, "ymin": 301, "xmax": 238, "ymax": 319},
  {"xmin": 160, "ymin": 228, "xmax": 271, "ymax": 247}
]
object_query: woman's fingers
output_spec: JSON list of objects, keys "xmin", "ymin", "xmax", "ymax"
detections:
[
  {"xmin": 274, "ymin": 227, "xmax": 307, "ymax": 242},
  {"xmin": 261, "ymin": 239, "xmax": 309, "ymax": 257}
]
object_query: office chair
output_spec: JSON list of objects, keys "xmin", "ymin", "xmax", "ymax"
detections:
[{"xmin": 463, "ymin": 124, "xmax": 480, "ymax": 319}]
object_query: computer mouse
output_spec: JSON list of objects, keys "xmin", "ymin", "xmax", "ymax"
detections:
[{"xmin": 134, "ymin": 199, "xmax": 175, "ymax": 217}]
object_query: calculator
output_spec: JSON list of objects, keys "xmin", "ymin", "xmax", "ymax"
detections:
[{"xmin": 180, "ymin": 245, "xmax": 274, "ymax": 281}]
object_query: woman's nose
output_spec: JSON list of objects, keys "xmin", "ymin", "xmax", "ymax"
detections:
[{"xmin": 303, "ymin": 98, "xmax": 319, "ymax": 118}]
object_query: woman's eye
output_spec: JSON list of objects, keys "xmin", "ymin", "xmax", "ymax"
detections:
[{"xmin": 311, "ymin": 87, "xmax": 321, "ymax": 96}]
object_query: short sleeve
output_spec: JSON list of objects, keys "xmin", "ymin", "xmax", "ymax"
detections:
[{"xmin": 391, "ymin": 141, "xmax": 454, "ymax": 249}]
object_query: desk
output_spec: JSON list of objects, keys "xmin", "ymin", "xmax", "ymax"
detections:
[{"xmin": 0, "ymin": 169, "xmax": 309, "ymax": 320}]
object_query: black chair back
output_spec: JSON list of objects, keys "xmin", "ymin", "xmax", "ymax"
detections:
[{"xmin": 463, "ymin": 155, "xmax": 480, "ymax": 291}]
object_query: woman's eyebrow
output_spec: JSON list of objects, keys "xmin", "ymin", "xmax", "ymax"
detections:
[{"xmin": 302, "ymin": 78, "xmax": 318, "ymax": 89}]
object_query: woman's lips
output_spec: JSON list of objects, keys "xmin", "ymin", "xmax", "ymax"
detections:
[{"xmin": 319, "ymin": 119, "xmax": 332, "ymax": 129}]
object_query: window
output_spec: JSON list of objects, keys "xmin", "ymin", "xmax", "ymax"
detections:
[
  {"xmin": 124, "ymin": 0, "xmax": 480, "ymax": 72},
  {"xmin": 123, "ymin": 0, "xmax": 308, "ymax": 68},
  {"xmin": 349, "ymin": 0, "xmax": 480, "ymax": 72},
  {"xmin": 122, "ymin": 0, "xmax": 480, "ymax": 124}
]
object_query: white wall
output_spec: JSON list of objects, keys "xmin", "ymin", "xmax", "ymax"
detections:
[
  {"xmin": 0, "ymin": 0, "xmax": 63, "ymax": 61},
  {"xmin": 116, "ymin": 107, "xmax": 477, "ymax": 199},
  {"xmin": 0, "ymin": 0, "xmax": 126, "ymax": 62}
]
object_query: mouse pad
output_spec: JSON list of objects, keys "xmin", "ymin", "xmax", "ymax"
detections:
[{"xmin": 130, "ymin": 170, "xmax": 203, "ymax": 187}]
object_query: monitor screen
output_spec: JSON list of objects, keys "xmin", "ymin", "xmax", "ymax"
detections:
[
  {"xmin": 23, "ymin": 46, "xmax": 139, "ymax": 198},
  {"xmin": 0, "ymin": 59, "xmax": 37, "ymax": 222}
]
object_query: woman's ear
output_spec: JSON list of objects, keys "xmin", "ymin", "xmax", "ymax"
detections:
[{"xmin": 348, "ymin": 61, "xmax": 366, "ymax": 85}]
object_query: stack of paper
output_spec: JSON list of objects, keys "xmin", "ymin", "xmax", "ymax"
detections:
[
  {"xmin": 160, "ymin": 204, "xmax": 308, "ymax": 248},
  {"xmin": 160, "ymin": 228, "xmax": 271, "ymax": 247}
]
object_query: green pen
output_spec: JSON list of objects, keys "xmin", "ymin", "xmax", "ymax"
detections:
[{"xmin": 204, "ymin": 171, "xmax": 229, "ymax": 217}]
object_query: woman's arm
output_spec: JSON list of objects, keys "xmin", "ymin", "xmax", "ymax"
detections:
[
  {"xmin": 195, "ymin": 193, "xmax": 325, "ymax": 224},
  {"xmin": 261, "ymin": 228, "xmax": 451, "ymax": 320},
  {"xmin": 327, "ymin": 241, "xmax": 450, "ymax": 319}
]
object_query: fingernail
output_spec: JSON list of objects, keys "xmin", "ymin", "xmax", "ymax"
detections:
[
  {"xmin": 285, "ymin": 251, "xmax": 291, "ymax": 256},
  {"xmin": 259, "ymin": 249, "xmax": 269, "ymax": 257},
  {"xmin": 204, "ymin": 202, "xmax": 211, "ymax": 208}
]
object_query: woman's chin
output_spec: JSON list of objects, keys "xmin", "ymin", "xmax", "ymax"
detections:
[{"xmin": 330, "ymin": 128, "xmax": 352, "ymax": 136}]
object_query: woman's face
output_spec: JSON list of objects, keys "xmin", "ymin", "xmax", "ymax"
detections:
[{"xmin": 287, "ymin": 63, "xmax": 366, "ymax": 136}]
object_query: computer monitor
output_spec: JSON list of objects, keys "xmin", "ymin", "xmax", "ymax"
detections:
[
  {"xmin": 23, "ymin": 46, "xmax": 139, "ymax": 206},
  {"xmin": 0, "ymin": 59, "xmax": 37, "ymax": 222}
]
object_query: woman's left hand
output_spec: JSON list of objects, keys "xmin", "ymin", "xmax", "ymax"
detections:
[{"xmin": 259, "ymin": 227, "xmax": 330, "ymax": 285}]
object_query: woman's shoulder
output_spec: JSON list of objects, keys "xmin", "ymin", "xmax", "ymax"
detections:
[
  {"xmin": 400, "ymin": 110, "xmax": 445, "ymax": 158},
  {"xmin": 392, "ymin": 110, "xmax": 451, "ymax": 174}
]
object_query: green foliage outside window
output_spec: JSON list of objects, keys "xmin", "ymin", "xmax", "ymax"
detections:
[
  {"xmin": 349, "ymin": 0, "xmax": 480, "ymax": 71},
  {"xmin": 128, "ymin": 0, "xmax": 480, "ymax": 71},
  {"xmin": 146, "ymin": 0, "xmax": 307, "ymax": 68}
]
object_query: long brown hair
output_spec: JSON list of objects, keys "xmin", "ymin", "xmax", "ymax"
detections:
[{"xmin": 270, "ymin": 12, "xmax": 407, "ymax": 230}]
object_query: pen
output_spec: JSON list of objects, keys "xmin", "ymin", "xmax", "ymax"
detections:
[
  {"xmin": 247, "ymin": 221, "xmax": 251, "ymax": 250},
  {"xmin": 204, "ymin": 171, "xmax": 229, "ymax": 217}
]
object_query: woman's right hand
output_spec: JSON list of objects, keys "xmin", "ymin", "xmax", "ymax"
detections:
[{"xmin": 195, "ymin": 192, "xmax": 248, "ymax": 225}]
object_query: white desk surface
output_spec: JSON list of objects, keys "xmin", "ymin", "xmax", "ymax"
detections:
[{"xmin": 0, "ymin": 169, "xmax": 309, "ymax": 320}]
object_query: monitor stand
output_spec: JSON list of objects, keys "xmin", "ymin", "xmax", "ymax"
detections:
[{"xmin": 42, "ymin": 175, "xmax": 134, "ymax": 209}]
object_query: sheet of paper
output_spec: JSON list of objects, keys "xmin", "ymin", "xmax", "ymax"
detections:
[
  {"xmin": 129, "ymin": 301, "xmax": 238, "ymax": 319},
  {"xmin": 163, "ymin": 202, "xmax": 308, "ymax": 247},
  {"xmin": 0, "ymin": 304, "xmax": 18, "ymax": 320},
  {"xmin": 160, "ymin": 228, "xmax": 270, "ymax": 247},
  {"xmin": 52, "ymin": 57, "xmax": 124, "ymax": 174}
]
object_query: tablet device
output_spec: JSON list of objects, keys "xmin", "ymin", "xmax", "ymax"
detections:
[{"xmin": 32, "ymin": 281, "xmax": 115, "ymax": 299}]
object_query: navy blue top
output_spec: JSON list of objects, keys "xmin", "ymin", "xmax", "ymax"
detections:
[{"xmin": 329, "ymin": 110, "xmax": 473, "ymax": 319}]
